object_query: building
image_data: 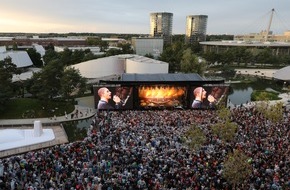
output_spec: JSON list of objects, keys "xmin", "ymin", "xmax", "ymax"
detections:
[
  {"xmin": 131, "ymin": 37, "xmax": 163, "ymax": 58},
  {"xmin": 185, "ymin": 15, "xmax": 208, "ymax": 44},
  {"xmin": 0, "ymin": 50, "xmax": 33, "ymax": 68},
  {"xmin": 234, "ymin": 30, "xmax": 290, "ymax": 42},
  {"xmin": 200, "ymin": 41, "xmax": 290, "ymax": 56},
  {"xmin": 150, "ymin": 12, "xmax": 173, "ymax": 44},
  {"xmin": 70, "ymin": 54, "xmax": 169, "ymax": 82}
]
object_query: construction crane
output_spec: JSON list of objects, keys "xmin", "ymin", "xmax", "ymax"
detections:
[{"xmin": 265, "ymin": 8, "xmax": 274, "ymax": 42}]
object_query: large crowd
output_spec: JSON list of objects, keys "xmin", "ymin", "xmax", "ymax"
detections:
[{"xmin": 0, "ymin": 106, "xmax": 289, "ymax": 190}]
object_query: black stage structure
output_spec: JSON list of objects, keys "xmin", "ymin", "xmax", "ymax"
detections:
[{"xmin": 93, "ymin": 73, "xmax": 229, "ymax": 110}]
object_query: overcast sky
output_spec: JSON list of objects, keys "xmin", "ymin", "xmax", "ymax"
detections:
[{"xmin": 1, "ymin": 0, "xmax": 289, "ymax": 35}]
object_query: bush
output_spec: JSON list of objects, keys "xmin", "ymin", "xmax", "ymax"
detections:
[{"xmin": 251, "ymin": 90, "xmax": 281, "ymax": 101}]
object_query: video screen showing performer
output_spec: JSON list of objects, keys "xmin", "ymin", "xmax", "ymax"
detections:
[
  {"xmin": 94, "ymin": 86, "xmax": 133, "ymax": 110},
  {"xmin": 191, "ymin": 86, "xmax": 229, "ymax": 109},
  {"xmin": 138, "ymin": 85, "xmax": 187, "ymax": 108}
]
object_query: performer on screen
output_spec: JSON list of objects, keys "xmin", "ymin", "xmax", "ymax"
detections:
[
  {"xmin": 97, "ymin": 87, "xmax": 121, "ymax": 110},
  {"xmin": 191, "ymin": 87, "xmax": 216, "ymax": 109},
  {"xmin": 115, "ymin": 87, "xmax": 133, "ymax": 107}
]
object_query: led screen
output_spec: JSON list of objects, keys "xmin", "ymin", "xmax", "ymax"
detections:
[
  {"xmin": 190, "ymin": 85, "xmax": 229, "ymax": 109},
  {"xmin": 94, "ymin": 86, "xmax": 133, "ymax": 110},
  {"xmin": 138, "ymin": 85, "xmax": 187, "ymax": 108}
]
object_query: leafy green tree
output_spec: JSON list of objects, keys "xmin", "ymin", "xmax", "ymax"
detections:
[
  {"xmin": 203, "ymin": 51, "xmax": 220, "ymax": 65},
  {"xmin": 159, "ymin": 41, "xmax": 184, "ymax": 73},
  {"xmin": 29, "ymin": 59, "xmax": 64, "ymax": 100},
  {"xmin": 106, "ymin": 48, "xmax": 122, "ymax": 56},
  {"xmin": 27, "ymin": 48, "xmax": 43, "ymax": 67},
  {"xmin": 180, "ymin": 48, "xmax": 206, "ymax": 75},
  {"xmin": 211, "ymin": 121, "xmax": 237, "ymax": 142},
  {"xmin": 0, "ymin": 57, "xmax": 18, "ymax": 113},
  {"xmin": 86, "ymin": 37, "xmax": 108, "ymax": 51},
  {"xmin": 265, "ymin": 102, "xmax": 284, "ymax": 123},
  {"xmin": 118, "ymin": 43, "xmax": 134, "ymax": 54},
  {"xmin": 254, "ymin": 48, "xmax": 272, "ymax": 67},
  {"xmin": 184, "ymin": 125, "xmax": 206, "ymax": 150},
  {"xmin": 217, "ymin": 106, "xmax": 231, "ymax": 121},
  {"xmin": 60, "ymin": 67, "xmax": 87, "ymax": 100},
  {"xmin": 211, "ymin": 106, "xmax": 237, "ymax": 142},
  {"xmin": 43, "ymin": 49, "xmax": 60, "ymax": 65},
  {"xmin": 220, "ymin": 49, "xmax": 235, "ymax": 65},
  {"xmin": 223, "ymin": 149, "xmax": 252, "ymax": 188},
  {"xmin": 254, "ymin": 91, "xmax": 270, "ymax": 115},
  {"xmin": 59, "ymin": 48, "xmax": 73, "ymax": 66},
  {"xmin": 144, "ymin": 53, "xmax": 154, "ymax": 59},
  {"xmin": 71, "ymin": 49, "xmax": 85, "ymax": 65}
]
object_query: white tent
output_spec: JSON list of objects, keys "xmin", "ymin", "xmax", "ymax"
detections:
[{"xmin": 273, "ymin": 66, "xmax": 290, "ymax": 81}]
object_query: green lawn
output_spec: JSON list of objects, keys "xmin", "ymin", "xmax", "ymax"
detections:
[
  {"xmin": 0, "ymin": 98, "xmax": 75, "ymax": 119},
  {"xmin": 251, "ymin": 90, "xmax": 281, "ymax": 101}
]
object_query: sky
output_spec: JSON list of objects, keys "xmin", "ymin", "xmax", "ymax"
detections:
[{"xmin": 0, "ymin": 0, "xmax": 289, "ymax": 35}]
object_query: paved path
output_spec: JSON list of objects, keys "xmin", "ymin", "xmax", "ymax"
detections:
[{"xmin": 235, "ymin": 68, "xmax": 278, "ymax": 79}]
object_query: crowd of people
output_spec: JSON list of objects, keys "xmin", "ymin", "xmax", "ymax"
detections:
[{"xmin": 0, "ymin": 106, "xmax": 289, "ymax": 189}]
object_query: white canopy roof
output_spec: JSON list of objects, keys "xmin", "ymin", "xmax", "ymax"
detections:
[
  {"xmin": 273, "ymin": 66, "xmax": 290, "ymax": 81},
  {"xmin": 0, "ymin": 51, "xmax": 33, "ymax": 68}
]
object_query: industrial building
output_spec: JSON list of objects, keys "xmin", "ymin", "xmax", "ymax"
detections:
[
  {"xmin": 131, "ymin": 37, "xmax": 163, "ymax": 58},
  {"xmin": 200, "ymin": 41, "xmax": 290, "ymax": 56}
]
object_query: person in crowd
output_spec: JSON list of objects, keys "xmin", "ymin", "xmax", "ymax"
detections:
[{"xmin": 0, "ymin": 107, "xmax": 289, "ymax": 189}]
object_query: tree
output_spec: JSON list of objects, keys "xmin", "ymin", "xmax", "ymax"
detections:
[
  {"xmin": 211, "ymin": 106, "xmax": 237, "ymax": 142},
  {"xmin": 180, "ymin": 48, "xmax": 206, "ymax": 75},
  {"xmin": 118, "ymin": 43, "xmax": 134, "ymax": 54},
  {"xmin": 223, "ymin": 149, "xmax": 252, "ymax": 188},
  {"xmin": 254, "ymin": 48, "xmax": 272, "ymax": 67},
  {"xmin": 144, "ymin": 53, "xmax": 154, "ymax": 59},
  {"xmin": 203, "ymin": 51, "xmax": 220, "ymax": 65},
  {"xmin": 184, "ymin": 125, "xmax": 206, "ymax": 150},
  {"xmin": 0, "ymin": 57, "xmax": 18, "ymax": 113},
  {"xmin": 159, "ymin": 41, "xmax": 184, "ymax": 73},
  {"xmin": 29, "ymin": 59, "xmax": 64, "ymax": 100},
  {"xmin": 27, "ymin": 48, "xmax": 43, "ymax": 67},
  {"xmin": 42, "ymin": 49, "xmax": 60, "ymax": 65},
  {"xmin": 211, "ymin": 121, "xmax": 238, "ymax": 142},
  {"xmin": 220, "ymin": 50, "xmax": 235, "ymax": 65},
  {"xmin": 59, "ymin": 48, "xmax": 73, "ymax": 66},
  {"xmin": 264, "ymin": 102, "xmax": 284, "ymax": 123},
  {"xmin": 60, "ymin": 67, "xmax": 87, "ymax": 100}
]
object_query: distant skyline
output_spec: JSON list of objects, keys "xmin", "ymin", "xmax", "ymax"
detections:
[{"xmin": 1, "ymin": 0, "xmax": 289, "ymax": 35}]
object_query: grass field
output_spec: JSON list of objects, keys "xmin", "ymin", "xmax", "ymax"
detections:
[{"xmin": 0, "ymin": 98, "xmax": 75, "ymax": 119}]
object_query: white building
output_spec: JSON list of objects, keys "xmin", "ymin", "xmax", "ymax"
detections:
[
  {"xmin": 131, "ymin": 37, "xmax": 163, "ymax": 58},
  {"xmin": 125, "ymin": 55, "xmax": 168, "ymax": 74},
  {"xmin": 0, "ymin": 50, "xmax": 33, "ymax": 68},
  {"xmin": 70, "ymin": 54, "xmax": 169, "ymax": 80},
  {"xmin": 54, "ymin": 46, "xmax": 105, "ymax": 56}
]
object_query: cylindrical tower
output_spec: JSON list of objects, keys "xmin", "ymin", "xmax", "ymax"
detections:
[
  {"xmin": 185, "ymin": 15, "xmax": 208, "ymax": 44},
  {"xmin": 150, "ymin": 12, "xmax": 173, "ymax": 44}
]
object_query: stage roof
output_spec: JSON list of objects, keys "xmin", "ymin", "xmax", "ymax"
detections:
[{"xmin": 121, "ymin": 73, "xmax": 204, "ymax": 82}]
